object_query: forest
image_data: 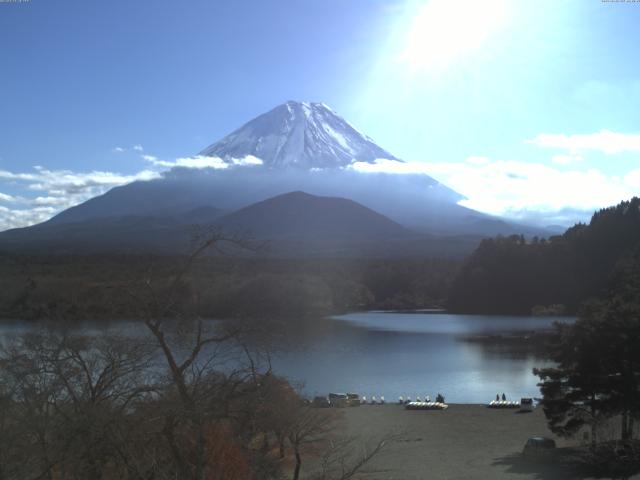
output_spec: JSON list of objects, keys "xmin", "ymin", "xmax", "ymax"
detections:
[
  {"xmin": 0, "ymin": 252, "xmax": 459, "ymax": 322},
  {"xmin": 448, "ymin": 197, "xmax": 640, "ymax": 315}
]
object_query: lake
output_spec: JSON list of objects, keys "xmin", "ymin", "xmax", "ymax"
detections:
[
  {"xmin": 0, "ymin": 312, "xmax": 573, "ymax": 404},
  {"xmin": 271, "ymin": 312, "xmax": 574, "ymax": 403}
]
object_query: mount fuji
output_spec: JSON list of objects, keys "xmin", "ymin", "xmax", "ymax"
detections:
[
  {"xmin": 0, "ymin": 101, "xmax": 549, "ymax": 256},
  {"xmin": 200, "ymin": 101, "xmax": 399, "ymax": 169}
]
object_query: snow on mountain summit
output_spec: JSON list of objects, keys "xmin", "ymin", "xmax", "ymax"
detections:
[{"xmin": 199, "ymin": 101, "xmax": 400, "ymax": 169}]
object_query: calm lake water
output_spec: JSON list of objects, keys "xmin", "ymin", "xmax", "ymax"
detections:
[
  {"xmin": 271, "ymin": 312, "xmax": 574, "ymax": 403},
  {"xmin": 0, "ymin": 312, "xmax": 574, "ymax": 403}
]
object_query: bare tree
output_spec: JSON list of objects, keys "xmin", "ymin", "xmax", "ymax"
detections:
[
  {"xmin": 311, "ymin": 434, "xmax": 399, "ymax": 480},
  {"xmin": 0, "ymin": 229, "xmax": 392, "ymax": 480},
  {"xmin": 276, "ymin": 400, "xmax": 400, "ymax": 480},
  {"xmin": 125, "ymin": 230, "xmax": 277, "ymax": 479},
  {"xmin": 284, "ymin": 405, "xmax": 338, "ymax": 480},
  {"xmin": 0, "ymin": 331, "xmax": 156, "ymax": 480}
]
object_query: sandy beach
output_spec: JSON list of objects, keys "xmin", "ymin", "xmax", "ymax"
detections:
[{"xmin": 321, "ymin": 404, "xmax": 639, "ymax": 480}]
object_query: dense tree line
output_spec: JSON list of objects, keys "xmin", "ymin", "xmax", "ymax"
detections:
[
  {"xmin": 534, "ymin": 250, "xmax": 640, "ymax": 476},
  {"xmin": 0, "ymin": 254, "xmax": 459, "ymax": 322},
  {"xmin": 449, "ymin": 197, "xmax": 640, "ymax": 314}
]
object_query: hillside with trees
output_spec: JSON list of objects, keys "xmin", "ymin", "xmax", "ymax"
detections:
[
  {"xmin": 448, "ymin": 197, "xmax": 640, "ymax": 314},
  {"xmin": 534, "ymin": 249, "xmax": 640, "ymax": 477}
]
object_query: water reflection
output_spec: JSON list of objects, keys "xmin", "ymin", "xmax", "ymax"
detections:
[{"xmin": 269, "ymin": 312, "xmax": 573, "ymax": 403}]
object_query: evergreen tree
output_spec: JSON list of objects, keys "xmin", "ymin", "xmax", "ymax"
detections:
[
  {"xmin": 449, "ymin": 197, "xmax": 640, "ymax": 314},
  {"xmin": 534, "ymin": 315, "xmax": 611, "ymax": 446},
  {"xmin": 535, "ymin": 249, "xmax": 640, "ymax": 445}
]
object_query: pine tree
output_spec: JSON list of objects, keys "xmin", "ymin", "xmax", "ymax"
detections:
[{"xmin": 535, "ymin": 248, "xmax": 640, "ymax": 445}]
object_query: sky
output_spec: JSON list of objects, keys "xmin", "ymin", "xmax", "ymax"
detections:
[{"xmin": 1, "ymin": 0, "xmax": 640, "ymax": 230}]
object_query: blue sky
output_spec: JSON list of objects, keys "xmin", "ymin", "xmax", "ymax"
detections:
[{"xmin": 1, "ymin": 0, "xmax": 640, "ymax": 229}]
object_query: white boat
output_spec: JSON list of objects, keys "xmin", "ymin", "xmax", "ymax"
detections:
[{"xmin": 405, "ymin": 401, "xmax": 448, "ymax": 411}]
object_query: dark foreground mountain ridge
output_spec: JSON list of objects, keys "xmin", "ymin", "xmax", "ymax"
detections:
[{"xmin": 0, "ymin": 190, "xmax": 483, "ymax": 258}]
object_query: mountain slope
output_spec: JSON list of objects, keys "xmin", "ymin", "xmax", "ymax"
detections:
[
  {"xmin": 0, "ymin": 100, "xmax": 552, "ymax": 249},
  {"xmin": 200, "ymin": 101, "xmax": 398, "ymax": 169},
  {"xmin": 44, "ymin": 101, "xmax": 462, "ymax": 228},
  {"xmin": 215, "ymin": 191, "xmax": 409, "ymax": 239},
  {"xmin": 0, "ymin": 191, "xmax": 482, "ymax": 257}
]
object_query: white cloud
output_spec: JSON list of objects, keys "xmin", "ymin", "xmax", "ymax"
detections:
[
  {"xmin": 624, "ymin": 169, "xmax": 640, "ymax": 189},
  {"xmin": 234, "ymin": 155, "xmax": 263, "ymax": 166},
  {"xmin": 0, "ymin": 167, "xmax": 160, "ymax": 194},
  {"xmin": 0, "ymin": 205, "xmax": 58, "ymax": 231},
  {"xmin": 133, "ymin": 144, "xmax": 144, "ymax": 152},
  {"xmin": 350, "ymin": 158, "xmax": 640, "ymax": 226},
  {"xmin": 6, "ymin": 137, "xmax": 639, "ymax": 233},
  {"xmin": 349, "ymin": 158, "xmax": 429, "ymax": 175},
  {"xmin": 0, "ymin": 192, "xmax": 17, "ymax": 203},
  {"xmin": 0, "ymin": 167, "xmax": 161, "ymax": 231},
  {"xmin": 526, "ymin": 129, "xmax": 640, "ymax": 155},
  {"xmin": 113, "ymin": 147, "xmax": 125, "ymax": 153},
  {"xmin": 142, "ymin": 154, "xmax": 263, "ymax": 169},
  {"xmin": 144, "ymin": 155, "xmax": 227, "ymax": 169},
  {"xmin": 466, "ymin": 156, "xmax": 491, "ymax": 165},
  {"xmin": 0, "ymin": 152, "xmax": 264, "ymax": 231},
  {"xmin": 32, "ymin": 196, "xmax": 72, "ymax": 206},
  {"xmin": 551, "ymin": 154, "xmax": 583, "ymax": 165}
]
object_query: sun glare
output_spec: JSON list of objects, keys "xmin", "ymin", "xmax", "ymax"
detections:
[{"xmin": 400, "ymin": 0, "xmax": 509, "ymax": 70}]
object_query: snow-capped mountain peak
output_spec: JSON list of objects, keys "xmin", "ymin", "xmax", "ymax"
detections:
[{"xmin": 199, "ymin": 101, "xmax": 400, "ymax": 169}]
